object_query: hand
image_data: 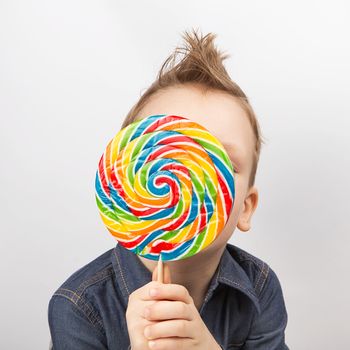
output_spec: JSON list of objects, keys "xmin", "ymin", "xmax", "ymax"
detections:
[
  {"xmin": 125, "ymin": 264, "xmax": 172, "ymax": 350},
  {"xmin": 142, "ymin": 265, "xmax": 222, "ymax": 350}
]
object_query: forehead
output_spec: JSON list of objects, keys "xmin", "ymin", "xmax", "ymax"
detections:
[{"xmin": 136, "ymin": 84, "xmax": 255, "ymax": 169}]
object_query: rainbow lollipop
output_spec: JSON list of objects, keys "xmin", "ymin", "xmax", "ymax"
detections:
[{"xmin": 95, "ymin": 114, "xmax": 235, "ymax": 261}]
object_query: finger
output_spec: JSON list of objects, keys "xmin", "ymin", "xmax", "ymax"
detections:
[
  {"xmin": 144, "ymin": 319, "xmax": 194, "ymax": 340},
  {"xmin": 143, "ymin": 300, "xmax": 192, "ymax": 321},
  {"xmin": 130, "ymin": 281, "xmax": 163, "ymax": 302},
  {"xmin": 148, "ymin": 337, "xmax": 193, "ymax": 350},
  {"xmin": 147, "ymin": 283, "xmax": 193, "ymax": 304},
  {"xmin": 152, "ymin": 263, "xmax": 172, "ymax": 284}
]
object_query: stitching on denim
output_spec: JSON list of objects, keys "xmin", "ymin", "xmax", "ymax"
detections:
[
  {"xmin": 237, "ymin": 254, "xmax": 270, "ymax": 297},
  {"xmin": 203, "ymin": 263, "xmax": 220, "ymax": 304},
  {"xmin": 55, "ymin": 287, "xmax": 81, "ymax": 303},
  {"xmin": 67, "ymin": 292, "xmax": 104, "ymax": 331},
  {"xmin": 53, "ymin": 289, "xmax": 101, "ymax": 326},
  {"xmin": 74, "ymin": 267, "xmax": 114, "ymax": 298},
  {"xmin": 52, "ymin": 291, "xmax": 105, "ymax": 334},
  {"xmin": 53, "ymin": 289, "xmax": 76, "ymax": 303},
  {"xmin": 256, "ymin": 263, "xmax": 270, "ymax": 296},
  {"xmin": 220, "ymin": 277, "xmax": 258, "ymax": 300},
  {"xmin": 76, "ymin": 293, "xmax": 104, "ymax": 327},
  {"xmin": 113, "ymin": 247, "xmax": 130, "ymax": 295},
  {"xmin": 199, "ymin": 262, "xmax": 220, "ymax": 315},
  {"xmin": 254, "ymin": 261, "xmax": 269, "ymax": 295},
  {"xmin": 53, "ymin": 267, "xmax": 114, "ymax": 333},
  {"xmin": 254, "ymin": 261, "xmax": 266, "ymax": 292},
  {"xmin": 233, "ymin": 255, "xmax": 269, "ymax": 296}
]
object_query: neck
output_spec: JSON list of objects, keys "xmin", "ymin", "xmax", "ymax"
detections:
[{"xmin": 137, "ymin": 244, "xmax": 226, "ymax": 310}]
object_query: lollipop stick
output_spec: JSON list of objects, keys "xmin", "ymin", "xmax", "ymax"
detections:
[{"xmin": 157, "ymin": 253, "xmax": 163, "ymax": 283}]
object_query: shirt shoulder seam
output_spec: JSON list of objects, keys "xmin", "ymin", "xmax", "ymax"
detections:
[
  {"xmin": 51, "ymin": 290, "xmax": 105, "ymax": 335},
  {"xmin": 52, "ymin": 265, "xmax": 115, "ymax": 334},
  {"xmin": 74, "ymin": 265, "xmax": 114, "ymax": 297}
]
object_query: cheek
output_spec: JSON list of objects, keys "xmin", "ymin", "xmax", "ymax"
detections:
[
  {"xmin": 220, "ymin": 207, "xmax": 238, "ymax": 240},
  {"xmin": 209, "ymin": 200, "xmax": 241, "ymax": 251}
]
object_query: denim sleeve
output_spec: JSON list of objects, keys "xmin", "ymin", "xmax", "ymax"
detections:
[
  {"xmin": 242, "ymin": 267, "xmax": 289, "ymax": 350},
  {"xmin": 48, "ymin": 295, "xmax": 108, "ymax": 350}
]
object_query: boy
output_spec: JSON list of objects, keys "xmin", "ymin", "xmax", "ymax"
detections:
[{"xmin": 48, "ymin": 29, "xmax": 289, "ymax": 350}]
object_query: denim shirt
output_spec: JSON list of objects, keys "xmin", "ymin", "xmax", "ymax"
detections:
[{"xmin": 48, "ymin": 243, "xmax": 289, "ymax": 350}]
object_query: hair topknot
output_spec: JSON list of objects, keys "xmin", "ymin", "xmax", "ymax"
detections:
[{"xmin": 121, "ymin": 28, "xmax": 264, "ymax": 187}]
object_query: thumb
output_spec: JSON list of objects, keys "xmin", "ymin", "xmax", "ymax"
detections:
[{"xmin": 152, "ymin": 263, "xmax": 172, "ymax": 284}]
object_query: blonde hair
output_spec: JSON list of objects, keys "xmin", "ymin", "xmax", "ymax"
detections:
[{"xmin": 121, "ymin": 28, "xmax": 265, "ymax": 187}]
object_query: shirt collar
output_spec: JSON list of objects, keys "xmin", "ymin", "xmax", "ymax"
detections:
[
  {"xmin": 111, "ymin": 243, "xmax": 260, "ymax": 313},
  {"xmin": 216, "ymin": 244, "xmax": 261, "ymax": 313}
]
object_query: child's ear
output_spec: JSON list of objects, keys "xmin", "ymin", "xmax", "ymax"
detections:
[
  {"xmin": 237, "ymin": 186, "xmax": 259, "ymax": 232},
  {"xmin": 152, "ymin": 263, "xmax": 172, "ymax": 284}
]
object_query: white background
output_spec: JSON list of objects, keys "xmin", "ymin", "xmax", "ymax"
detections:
[{"xmin": 1, "ymin": 1, "xmax": 349, "ymax": 349}]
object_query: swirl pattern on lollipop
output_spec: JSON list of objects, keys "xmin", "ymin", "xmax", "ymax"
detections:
[{"xmin": 95, "ymin": 114, "xmax": 235, "ymax": 261}]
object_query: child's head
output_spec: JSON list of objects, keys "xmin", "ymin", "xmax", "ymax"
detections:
[{"xmin": 122, "ymin": 29, "xmax": 264, "ymax": 256}]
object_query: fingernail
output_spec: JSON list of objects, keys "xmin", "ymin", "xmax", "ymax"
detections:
[
  {"xmin": 149, "ymin": 288, "xmax": 158, "ymax": 297},
  {"xmin": 144, "ymin": 326, "xmax": 151, "ymax": 339}
]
